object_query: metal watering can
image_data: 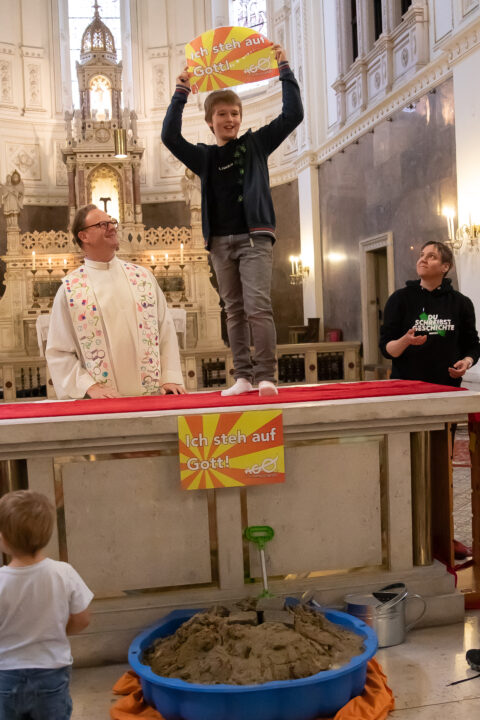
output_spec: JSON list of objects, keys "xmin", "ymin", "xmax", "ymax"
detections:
[{"xmin": 344, "ymin": 582, "xmax": 426, "ymax": 648}]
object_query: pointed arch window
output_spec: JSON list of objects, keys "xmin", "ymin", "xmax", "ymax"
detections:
[{"xmin": 89, "ymin": 75, "xmax": 112, "ymax": 120}]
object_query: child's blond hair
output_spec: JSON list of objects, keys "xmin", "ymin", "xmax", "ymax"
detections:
[
  {"xmin": 0, "ymin": 490, "xmax": 54, "ymax": 555},
  {"xmin": 204, "ymin": 89, "xmax": 242, "ymax": 126}
]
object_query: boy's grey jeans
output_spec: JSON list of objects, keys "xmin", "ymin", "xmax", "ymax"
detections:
[{"xmin": 210, "ymin": 233, "xmax": 276, "ymax": 384}]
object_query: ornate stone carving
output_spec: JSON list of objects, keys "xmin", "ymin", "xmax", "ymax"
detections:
[
  {"xmin": 95, "ymin": 128, "xmax": 110, "ymax": 142},
  {"xmin": 1, "ymin": 171, "xmax": 24, "ymax": 228},
  {"xmin": 26, "ymin": 64, "xmax": 41, "ymax": 107},
  {"xmin": 55, "ymin": 144, "xmax": 68, "ymax": 187},
  {"xmin": 181, "ymin": 169, "xmax": 201, "ymax": 224},
  {"xmin": 0, "ymin": 60, "xmax": 12, "ymax": 104},
  {"xmin": 161, "ymin": 145, "xmax": 184, "ymax": 177},
  {"xmin": 139, "ymin": 226, "xmax": 191, "ymax": 248},
  {"xmin": 463, "ymin": 0, "xmax": 480, "ymax": 16},
  {"xmin": 20, "ymin": 230, "xmax": 72, "ymax": 251},
  {"xmin": 284, "ymin": 129, "xmax": 298, "ymax": 154},
  {"xmin": 6, "ymin": 144, "xmax": 41, "ymax": 180},
  {"xmin": 153, "ymin": 65, "xmax": 167, "ymax": 106},
  {"xmin": 333, "ymin": 0, "xmax": 429, "ymax": 128}
]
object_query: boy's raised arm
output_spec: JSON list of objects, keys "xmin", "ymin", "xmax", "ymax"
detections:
[
  {"xmin": 254, "ymin": 45, "xmax": 304, "ymax": 155},
  {"xmin": 161, "ymin": 66, "xmax": 205, "ymax": 177}
]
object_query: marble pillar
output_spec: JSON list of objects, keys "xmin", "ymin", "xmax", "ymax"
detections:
[{"xmin": 298, "ymin": 165, "xmax": 324, "ymax": 337}]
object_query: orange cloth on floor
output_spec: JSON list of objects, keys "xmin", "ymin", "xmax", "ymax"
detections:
[{"xmin": 110, "ymin": 659, "xmax": 394, "ymax": 720}]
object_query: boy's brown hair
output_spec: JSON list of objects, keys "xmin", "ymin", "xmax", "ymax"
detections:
[
  {"xmin": 0, "ymin": 490, "xmax": 54, "ymax": 555},
  {"xmin": 204, "ymin": 89, "xmax": 242, "ymax": 127}
]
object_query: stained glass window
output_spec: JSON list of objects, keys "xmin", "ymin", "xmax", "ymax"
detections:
[
  {"xmin": 230, "ymin": 0, "xmax": 268, "ymax": 37},
  {"xmin": 229, "ymin": 0, "xmax": 269, "ymax": 93},
  {"xmin": 68, "ymin": 0, "xmax": 121, "ymax": 108}
]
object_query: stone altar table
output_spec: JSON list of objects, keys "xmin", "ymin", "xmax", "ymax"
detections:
[{"xmin": 0, "ymin": 381, "xmax": 478, "ymax": 665}]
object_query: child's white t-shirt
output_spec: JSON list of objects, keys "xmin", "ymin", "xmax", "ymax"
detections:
[{"xmin": 0, "ymin": 557, "xmax": 93, "ymax": 669}]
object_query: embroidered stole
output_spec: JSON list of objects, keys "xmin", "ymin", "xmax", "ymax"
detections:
[{"xmin": 63, "ymin": 261, "xmax": 162, "ymax": 395}]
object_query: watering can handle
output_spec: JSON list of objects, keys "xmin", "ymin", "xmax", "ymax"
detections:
[{"xmin": 405, "ymin": 593, "xmax": 427, "ymax": 632}]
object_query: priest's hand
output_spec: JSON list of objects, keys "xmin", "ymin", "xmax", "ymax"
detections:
[
  {"xmin": 86, "ymin": 383, "xmax": 122, "ymax": 399},
  {"xmin": 160, "ymin": 383, "xmax": 186, "ymax": 395}
]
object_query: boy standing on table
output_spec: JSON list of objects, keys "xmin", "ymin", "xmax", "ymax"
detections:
[
  {"xmin": 162, "ymin": 44, "xmax": 303, "ymax": 396},
  {"xmin": 0, "ymin": 491, "xmax": 93, "ymax": 720}
]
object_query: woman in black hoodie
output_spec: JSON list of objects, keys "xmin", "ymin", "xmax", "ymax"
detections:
[{"xmin": 379, "ymin": 241, "xmax": 480, "ymax": 387}]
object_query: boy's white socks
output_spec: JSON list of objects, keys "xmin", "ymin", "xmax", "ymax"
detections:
[
  {"xmin": 221, "ymin": 378, "xmax": 253, "ymax": 396},
  {"xmin": 258, "ymin": 380, "xmax": 278, "ymax": 396}
]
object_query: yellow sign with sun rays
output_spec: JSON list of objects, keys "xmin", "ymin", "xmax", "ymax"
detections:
[
  {"xmin": 185, "ymin": 26, "xmax": 279, "ymax": 94},
  {"xmin": 178, "ymin": 410, "xmax": 284, "ymax": 490}
]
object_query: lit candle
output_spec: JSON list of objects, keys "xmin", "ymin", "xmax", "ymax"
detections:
[
  {"xmin": 289, "ymin": 255, "xmax": 295, "ymax": 275},
  {"xmin": 180, "ymin": 242, "xmax": 184, "ymax": 265},
  {"xmin": 32, "ymin": 251, "xmax": 36, "ymax": 270},
  {"xmin": 48, "ymin": 257, "xmax": 52, "ymax": 268},
  {"xmin": 165, "ymin": 252, "xmax": 168, "ymax": 264},
  {"xmin": 63, "ymin": 258, "xmax": 67, "ymax": 266},
  {"xmin": 150, "ymin": 254, "xmax": 155, "ymax": 264}
]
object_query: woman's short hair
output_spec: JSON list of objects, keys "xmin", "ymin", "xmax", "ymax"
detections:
[
  {"xmin": 71, "ymin": 204, "xmax": 97, "ymax": 248},
  {"xmin": 420, "ymin": 241, "xmax": 454, "ymax": 275},
  {"xmin": 0, "ymin": 490, "xmax": 54, "ymax": 556}
]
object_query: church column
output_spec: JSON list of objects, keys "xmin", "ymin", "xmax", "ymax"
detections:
[
  {"xmin": 452, "ymin": 42, "xmax": 480, "ymax": 383},
  {"xmin": 298, "ymin": 164, "xmax": 324, "ymax": 339},
  {"xmin": 67, "ymin": 161, "xmax": 76, "ymax": 226},
  {"xmin": 132, "ymin": 161, "xmax": 142, "ymax": 224},
  {"xmin": 77, "ymin": 165, "xmax": 86, "ymax": 206},
  {"xmin": 123, "ymin": 163, "xmax": 134, "ymax": 224}
]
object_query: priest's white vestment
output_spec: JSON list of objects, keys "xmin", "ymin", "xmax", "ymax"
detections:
[{"xmin": 46, "ymin": 257, "xmax": 184, "ymax": 398}]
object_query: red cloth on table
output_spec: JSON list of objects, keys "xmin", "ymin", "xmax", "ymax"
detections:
[
  {"xmin": 0, "ymin": 380, "xmax": 462, "ymax": 421},
  {"xmin": 109, "ymin": 659, "xmax": 395, "ymax": 719}
]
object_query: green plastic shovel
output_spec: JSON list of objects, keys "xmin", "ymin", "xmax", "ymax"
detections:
[{"xmin": 244, "ymin": 525, "xmax": 275, "ymax": 597}]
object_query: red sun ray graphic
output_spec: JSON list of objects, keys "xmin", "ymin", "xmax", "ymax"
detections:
[
  {"xmin": 186, "ymin": 26, "xmax": 278, "ymax": 93},
  {"xmin": 178, "ymin": 410, "xmax": 285, "ymax": 489}
]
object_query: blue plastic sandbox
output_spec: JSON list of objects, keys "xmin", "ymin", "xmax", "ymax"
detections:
[{"xmin": 128, "ymin": 604, "xmax": 378, "ymax": 720}]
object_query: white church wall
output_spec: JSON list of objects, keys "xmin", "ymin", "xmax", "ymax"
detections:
[
  {"xmin": 0, "ymin": 0, "xmax": 307, "ymax": 208},
  {"xmin": 0, "ymin": 0, "xmax": 70, "ymax": 206},
  {"xmin": 323, "ymin": 0, "xmax": 340, "ymax": 129},
  {"xmin": 451, "ymin": 44, "xmax": 480, "ymax": 384}
]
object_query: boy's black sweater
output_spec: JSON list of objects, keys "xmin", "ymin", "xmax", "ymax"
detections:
[
  {"xmin": 161, "ymin": 63, "xmax": 304, "ymax": 249},
  {"xmin": 379, "ymin": 278, "xmax": 480, "ymax": 387}
]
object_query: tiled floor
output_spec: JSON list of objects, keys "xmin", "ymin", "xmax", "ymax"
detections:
[
  {"xmin": 71, "ymin": 662, "xmax": 129, "ymax": 719},
  {"xmin": 71, "ymin": 612, "xmax": 480, "ymax": 719}
]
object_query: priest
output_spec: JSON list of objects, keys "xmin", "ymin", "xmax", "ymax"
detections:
[{"xmin": 46, "ymin": 204, "xmax": 185, "ymax": 399}]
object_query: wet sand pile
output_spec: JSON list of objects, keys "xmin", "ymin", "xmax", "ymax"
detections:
[{"xmin": 142, "ymin": 601, "xmax": 365, "ymax": 685}]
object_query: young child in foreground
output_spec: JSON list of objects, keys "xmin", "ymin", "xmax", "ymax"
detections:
[
  {"xmin": 0, "ymin": 490, "xmax": 93, "ymax": 720},
  {"xmin": 162, "ymin": 43, "xmax": 304, "ymax": 397}
]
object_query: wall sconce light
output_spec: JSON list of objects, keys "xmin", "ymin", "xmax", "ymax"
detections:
[
  {"xmin": 443, "ymin": 206, "xmax": 480, "ymax": 250},
  {"xmin": 114, "ymin": 128, "xmax": 127, "ymax": 158},
  {"xmin": 442, "ymin": 206, "xmax": 456, "ymax": 244},
  {"xmin": 289, "ymin": 255, "xmax": 309, "ymax": 285}
]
